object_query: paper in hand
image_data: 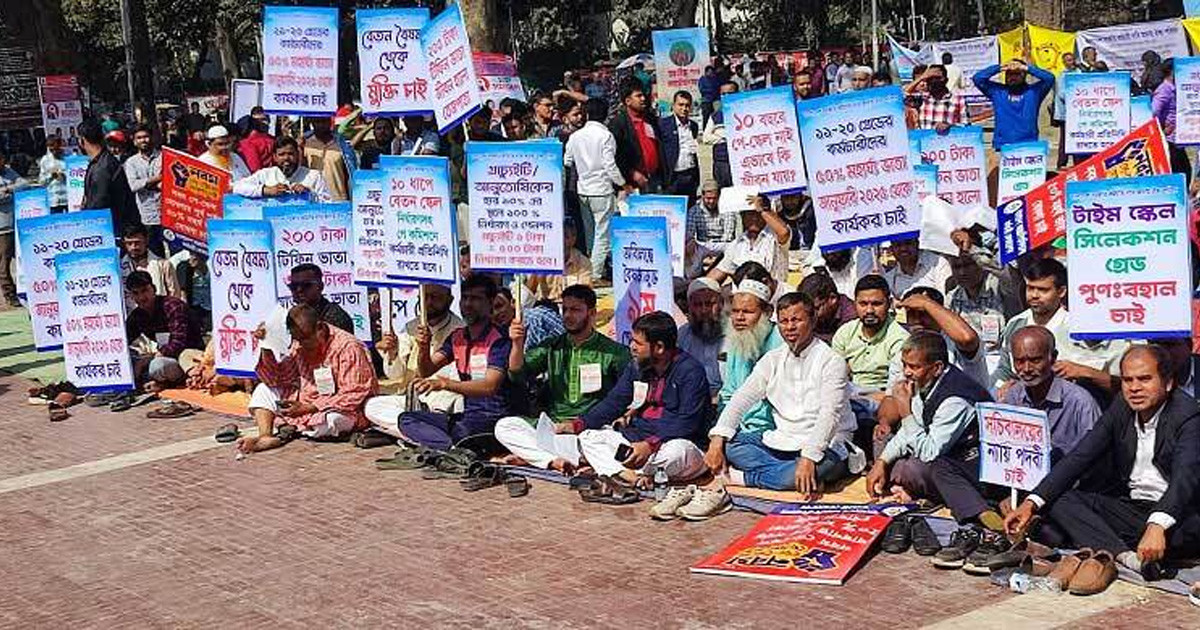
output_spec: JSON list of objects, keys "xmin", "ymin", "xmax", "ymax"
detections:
[
  {"xmin": 259, "ymin": 305, "xmax": 293, "ymax": 357},
  {"xmin": 718, "ymin": 185, "xmax": 760, "ymax": 214}
]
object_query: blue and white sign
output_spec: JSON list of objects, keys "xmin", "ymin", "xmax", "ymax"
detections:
[
  {"xmin": 626, "ymin": 194, "xmax": 688, "ymax": 277},
  {"xmin": 467, "ymin": 141, "xmax": 564, "ymax": 274},
  {"xmin": 262, "ymin": 6, "xmax": 339, "ymax": 115},
  {"xmin": 356, "ymin": 8, "xmax": 433, "ymax": 116},
  {"xmin": 611, "ymin": 216, "xmax": 674, "ymax": 346},
  {"xmin": 208, "ymin": 219, "xmax": 277, "ymax": 377},
  {"xmin": 56, "ymin": 249, "xmax": 134, "ymax": 393}
]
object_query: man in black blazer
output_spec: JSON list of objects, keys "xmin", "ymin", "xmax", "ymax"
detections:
[
  {"xmin": 1006, "ymin": 345, "xmax": 1200, "ymax": 569},
  {"xmin": 608, "ymin": 79, "xmax": 664, "ymax": 193},
  {"xmin": 658, "ymin": 90, "xmax": 701, "ymax": 203}
]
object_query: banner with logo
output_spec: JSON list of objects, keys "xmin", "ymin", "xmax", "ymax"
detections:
[
  {"xmin": 997, "ymin": 26, "xmax": 1026, "ymax": 68},
  {"xmin": 652, "ymin": 27, "xmax": 711, "ymax": 114},
  {"xmin": 887, "ymin": 34, "xmax": 930, "ymax": 81},
  {"xmin": 1009, "ymin": 119, "xmax": 1171, "ymax": 254},
  {"xmin": 1174, "ymin": 57, "xmax": 1200, "ymax": 146},
  {"xmin": 466, "ymin": 141, "xmax": 564, "ymax": 274},
  {"xmin": 421, "ymin": 3, "xmax": 483, "ymax": 134},
  {"xmin": 723, "ymin": 85, "xmax": 807, "ymax": 196},
  {"xmin": 919, "ymin": 126, "xmax": 988, "ymax": 214},
  {"xmin": 16, "ymin": 210, "xmax": 114, "ymax": 351},
  {"xmin": 65, "ymin": 154, "xmax": 88, "ymax": 211},
  {"xmin": 1075, "ymin": 19, "xmax": 1188, "ymax": 79},
  {"xmin": 161, "ymin": 147, "xmax": 231, "ymax": 253},
  {"xmin": 475, "ymin": 53, "xmax": 526, "ymax": 106},
  {"xmin": 38, "ymin": 75, "xmax": 83, "ymax": 153},
  {"xmin": 263, "ymin": 203, "xmax": 372, "ymax": 344},
  {"xmin": 379, "ymin": 155, "xmax": 457, "ymax": 284},
  {"xmin": 611, "ymin": 216, "xmax": 674, "ymax": 346},
  {"xmin": 56, "ymin": 249, "xmax": 134, "ymax": 393},
  {"xmin": 1027, "ymin": 25, "xmax": 1077, "ymax": 75},
  {"xmin": 797, "ymin": 87, "xmax": 921, "ymax": 251},
  {"xmin": 1064, "ymin": 72, "xmax": 1130, "ymax": 155},
  {"xmin": 1065, "ymin": 174, "xmax": 1190, "ymax": 339},
  {"xmin": 626, "ymin": 195, "xmax": 687, "ymax": 277},
  {"xmin": 997, "ymin": 141, "xmax": 1048, "ymax": 205},
  {"xmin": 262, "ymin": 6, "xmax": 339, "ymax": 115},
  {"xmin": 356, "ymin": 8, "xmax": 432, "ymax": 116},
  {"xmin": 977, "ymin": 403, "xmax": 1051, "ymax": 492},
  {"xmin": 209, "ymin": 219, "xmax": 276, "ymax": 377}
]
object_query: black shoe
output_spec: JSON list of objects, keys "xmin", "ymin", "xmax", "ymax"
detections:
[
  {"xmin": 881, "ymin": 516, "xmax": 912, "ymax": 554},
  {"xmin": 910, "ymin": 515, "xmax": 942, "ymax": 556},
  {"xmin": 962, "ymin": 529, "xmax": 1011, "ymax": 575},
  {"xmin": 932, "ymin": 526, "xmax": 982, "ymax": 568}
]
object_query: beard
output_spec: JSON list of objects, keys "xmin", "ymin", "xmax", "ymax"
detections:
[
  {"xmin": 690, "ymin": 318, "xmax": 723, "ymax": 343},
  {"xmin": 722, "ymin": 317, "xmax": 773, "ymax": 362}
]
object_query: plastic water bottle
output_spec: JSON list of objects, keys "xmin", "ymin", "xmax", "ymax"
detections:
[
  {"xmin": 1009, "ymin": 572, "xmax": 1062, "ymax": 593},
  {"xmin": 653, "ymin": 467, "xmax": 669, "ymax": 501}
]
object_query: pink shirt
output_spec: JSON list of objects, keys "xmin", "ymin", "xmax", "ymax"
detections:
[{"xmin": 257, "ymin": 326, "xmax": 378, "ymax": 430}]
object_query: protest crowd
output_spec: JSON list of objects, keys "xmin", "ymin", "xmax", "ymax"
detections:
[{"xmin": 8, "ymin": 3, "xmax": 1200, "ymax": 600}]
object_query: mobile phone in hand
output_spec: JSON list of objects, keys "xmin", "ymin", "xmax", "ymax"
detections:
[{"xmin": 615, "ymin": 444, "xmax": 633, "ymax": 462}]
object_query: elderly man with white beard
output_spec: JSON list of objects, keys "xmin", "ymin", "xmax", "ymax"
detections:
[
  {"xmin": 705, "ymin": 292, "xmax": 858, "ymax": 496},
  {"xmin": 712, "ymin": 266, "xmax": 781, "ymax": 433},
  {"xmin": 678, "ymin": 277, "xmax": 725, "ymax": 398}
]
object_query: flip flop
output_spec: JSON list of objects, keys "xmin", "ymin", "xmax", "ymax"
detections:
[
  {"xmin": 48, "ymin": 402, "xmax": 70, "ymax": 422},
  {"xmin": 214, "ymin": 423, "xmax": 240, "ymax": 443},
  {"xmin": 375, "ymin": 446, "xmax": 439, "ymax": 471},
  {"xmin": 421, "ymin": 447, "xmax": 477, "ymax": 480},
  {"xmin": 579, "ymin": 475, "xmax": 640, "ymax": 504},
  {"xmin": 146, "ymin": 401, "xmax": 197, "ymax": 419},
  {"xmin": 84, "ymin": 392, "xmax": 121, "ymax": 407},
  {"xmin": 459, "ymin": 462, "xmax": 506, "ymax": 492},
  {"xmin": 276, "ymin": 424, "xmax": 299, "ymax": 443},
  {"xmin": 506, "ymin": 474, "xmax": 530, "ymax": 498},
  {"xmin": 353, "ymin": 431, "xmax": 395, "ymax": 449}
]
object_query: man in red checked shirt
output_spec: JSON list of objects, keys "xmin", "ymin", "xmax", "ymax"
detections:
[
  {"xmin": 906, "ymin": 65, "xmax": 967, "ymax": 131},
  {"xmin": 237, "ymin": 304, "xmax": 378, "ymax": 454}
]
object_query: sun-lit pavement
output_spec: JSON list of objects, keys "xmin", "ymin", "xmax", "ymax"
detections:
[{"xmin": 0, "ymin": 372, "xmax": 1194, "ymax": 629}]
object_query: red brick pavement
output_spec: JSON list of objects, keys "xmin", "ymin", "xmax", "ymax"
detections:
[{"xmin": 0, "ymin": 374, "xmax": 1196, "ymax": 628}]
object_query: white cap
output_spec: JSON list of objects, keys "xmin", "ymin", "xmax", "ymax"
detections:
[
  {"xmin": 733, "ymin": 279, "xmax": 771, "ymax": 303},
  {"xmin": 687, "ymin": 277, "xmax": 721, "ymax": 299},
  {"xmin": 206, "ymin": 125, "xmax": 230, "ymax": 141}
]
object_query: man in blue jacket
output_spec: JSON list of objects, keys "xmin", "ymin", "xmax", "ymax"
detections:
[
  {"xmin": 658, "ymin": 90, "xmax": 701, "ymax": 203},
  {"xmin": 973, "ymin": 60, "xmax": 1055, "ymax": 150},
  {"xmin": 567, "ymin": 311, "xmax": 712, "ymax": 484}
]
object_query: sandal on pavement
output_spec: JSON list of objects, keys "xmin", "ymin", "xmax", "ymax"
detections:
[
  {"xmin": 48, "ymin": 402, "xmax": 70, "ymax": 422},
  {"xmin": 276, "ymin": 424, "xmax": 299, "ymax": 443},
  {"xmin": 506, "ymin": 475, "xmax": 530, "ymax": 498},
  {"xmin": 579, "ymin": 475, "xmax": 640, "ymax": 505},
  {"xmin": 420, "ymin": 447, "xmax": 477, "ymax": 480},
  {"xmin": 84, "ymin": 392, "xmax": 121, "ymax": 407},
  {"xmin": 146, "ymin": 401, "xmax": 197, "ymax": 419},
  {"xmin": 353, "ymin": 431, "xmax": 395, "ymax": 449},
  {"xmin": 214, "ymin": 423, "xmax": 240, "ymax": 443},
  {"xmin": 375, "ymin": 446, "xmax": 440, "ymax": 471},
  {"xmin": 459, "ymin": 462, "xmax": 506, "ymax": 492}
]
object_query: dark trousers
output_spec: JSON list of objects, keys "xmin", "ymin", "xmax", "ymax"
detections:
[
  {"xmin": 146, "ymin": 224, "xmax": 166, "ymax": 258},
  {"xmin": 398, "ymin": 410, "xmax": 500, "ymax": 454},
  {"xmin": 701, "ymin": 101, "xmax": 714, "ymax": 129},
  {"xmin": 1045, "ymin": 489, "xmax": 1200, "ymax": 558},
  {"xmin": 668, "ymin": 166, "xmax": 700, "ymax": 205},
  {"xmin": 931, "ymin": 452, "xmax": 1006, "ymax": 523},
  {"xmin": 0, "ymin": 232, "xmax": 14, "ymax": 300},
  {"xmin": 713, "ymin": 158, "xmax": 732, "ymax": 188}
]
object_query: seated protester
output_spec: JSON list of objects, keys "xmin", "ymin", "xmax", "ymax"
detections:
[
  {"xmin": 684, "ymin": 181, "xmax": 739, "ymax": 279},
  {"xmin": 175, "ymin": 251, "xmax": 211, "ymax": 332},
  {"xmin": 714, "ymin": 276, "xmax": 782, "ymax": 428},
  {"xmin": 119, "ymin": 224, "xmax": 180, "ymax": 312},
  {"xmin": 526, "ymin": 216, "xmax": 592, "ymax": 303},
  {"xmin": 883, "ymin": 237, "xmax": 951, "ymax": 298},
  {"xmin": 993, "ymin": 258, "xmax": 1126, "ymax": 406},
  {"xmin": 494, "ymin": 285, "xmax": 632, "ymax": 471},
  {"xmin": 1006, "ymin": 346, "xmax": 1200, "ymax": 585},
  {"xmin": 396, "ymin": 275, "xmax": 512, "ymax": 452},
  {"xmin": 832, "ymin": 273, "xmax": 910, "ymax": 401},
  {"xmin": 568, "ymin": 311, "xmax": 713, "ymax": 485},
  {"xmin": 493, "ymin": 286, "xmax": 565, "ymax": 351},
  {"xmin": 708, "ymin": 292, "xmax": 857, "ymax": 493},
  {"xmin": 946, "ymin": 243, "xmax": 1006, "ymax": 351},
  {"xmin": 125, "ymin": 270, "xmax": 204, "ymax": 391},
  {"xmin": 286, "ymin": 263, "xmax": 354, "ymax": 334},
  {"xmin": 366, "ymin": 284, "xmax": 465, "ymax": 438},
  {"xmin": 237, "ymin": 305, "xmax": 378, "ymax": 453},
  {"xmin": 798, "ymin": 271, "xmax": 855, "ymax": 344},
  {"xmin": 678, "ymin": 277, "xmax": 724, "ymax": 398},
  {"xmin": 930, "ymin": 326, "xmax": 1100, "ymax": 533},
  {"xmin": 865, "ymin": 332, "xmax": 992, "ymax": 503},
  {"xmin": 231, "ymin": 136, "xmax": 332, "ymax": 202},
  {"xmin": 898, "ymin": 286, "xmax": 988, "ymax": 388},
  {"xmin": 807, "ymin": 245, "xmax": 879, "ymax": 299},
  {"xmin": 706, "ymin": 193, "xmax": 791, "ymax": 296}
]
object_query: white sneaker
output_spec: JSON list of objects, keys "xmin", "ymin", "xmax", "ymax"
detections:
[
  {"xmin": 649, "ymin": 485, "xmax": 696, "ymax": 520},
  {"xmin": 677, "ymin": 487, "xmax": 732, "ymax": 521}
]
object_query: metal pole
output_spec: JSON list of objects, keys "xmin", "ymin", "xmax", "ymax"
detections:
[
  {"xmin": 871, "ymin": 0, "xmax": 879, "ymax": 69},
  {"xmin": 118, "ymin": 0, "xmax": 137, "ymax": 111}
]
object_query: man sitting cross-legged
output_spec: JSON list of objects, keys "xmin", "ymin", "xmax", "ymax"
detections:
[
  {"xmin": 707, "ymin": 292, "xmax": 857, "ymax": 494},
  {"xmin": 395, "ymin": 274, "xmax": 513, "ymax": 452},
  {"xmin": 864, "ymin": 332, "xmax": 991, "ymax": 503},
  {"xmin": 493, "ymin": 284, "xmax": 631, "ymax": 472},
  {"xmin": 237, "ymin": 304, "xmax": 378, "ymax": 453},
  {"xmin": 1006, "ymin": 346, "xmax": 1200, "ymax": 592},
  {"xmin": 125, "ymin": 270, "xmax": 204, "ymax": 392},
  {"xmin": 560, "ymin": 311, "xmax": 712, "ymax": 490}
]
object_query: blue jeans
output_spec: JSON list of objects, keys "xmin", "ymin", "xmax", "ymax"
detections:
[
  {"xmin": 725, "ymin": 431, "xmax": 850, "ymax": 491},
  {"xmin": 578, "ymin": 194, "xmax": 615, "ymax": 278}
]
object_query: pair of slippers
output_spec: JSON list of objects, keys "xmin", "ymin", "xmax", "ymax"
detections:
[
  {"xmin": 145, "ymin": 401, "xmax": 198, "ymax": 419},
  {"xmin": 578, "ymin": 475, "xmax": 640, "ymax": 505},
  {"xmin": 458, "ymin": 462, "xmax": 529, "ymax": 497}
]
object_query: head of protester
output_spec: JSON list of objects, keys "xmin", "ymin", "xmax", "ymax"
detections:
[
  {"xmin": 684, "ymin": 277, "xmax": 722, "ymax": 343},
  {"xmin": 206, "ymin": 125, "xmax": 233, "ymax": 158},
  {"xmin": 726, "ymin": 274, "xmax": 774, "ymax": 361},
  {"xmin": 777, "ymin": 291, "xmax": 817, "ymax": 356},
  {"xmin": 900, "ymin": 330, "xmax": 947, "ymax": 392},
  {"xmin": 850, "ymin": 66, "xmax": 872, "ymax": 91},
  {"xmin": 125, "ymin": 269, "xmax": 158, "ymax": 314},
  {"xmin": 287, "ymin": 301, "xmax": 331, "ymax": 357},
  {"xmin": 1022, "ymin": 258, "xmax": 1067, "ymax": 324},
  {"xmin": 853, "ymin": 274, "xmax": 892, "ymax": 335},
  {"xmin": 461, "ymin": 274, "xmax": 498, "ymax": 328},
  {"xmin": 288, "ymin": 263, "xmax": 354, "ymax": 334},
  {"xmin": 273, "ymin": 136, "xmax": 301, "ymax": 176}
]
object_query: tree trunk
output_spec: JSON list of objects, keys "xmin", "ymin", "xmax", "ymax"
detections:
[
  {"xmin": 459, "ymin": 0, "xmax": 506, "ymax": 53},
  {"xmin": 675, "ymin": 0, "xmax": 699, "ymax": 27},
  {"xmin": 215, "ymin": 18, "xmax": 241, "ymax": 86},
  {"xmin": 122, "ymin": 0, "xmax": 157, "ymax": 125},
  {"xmin": 1021, "ymin": 0, "xmax": 1061, "ymax": 30}
]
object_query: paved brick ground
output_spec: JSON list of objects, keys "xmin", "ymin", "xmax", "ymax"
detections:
[{"xmin": 0, "ymin": 372, "xmax": 1196, "ymax": 628}]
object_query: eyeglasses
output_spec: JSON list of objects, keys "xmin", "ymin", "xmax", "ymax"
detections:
[{"xmin": 287, "ymin": 280, "xmax": 318, "ymax": 291}]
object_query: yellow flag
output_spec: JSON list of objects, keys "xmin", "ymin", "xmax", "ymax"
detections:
[
  {"xmin": 998, "ymin": 25, "xmax": 1027, "ymax": 65},
  {"xmin": 1184, "ymin": 18, "xmax": 1200, "ymax": 51},
  {"xmin": 1027, "ymin": 24, "xmax": 1076, "ymax": 74}
]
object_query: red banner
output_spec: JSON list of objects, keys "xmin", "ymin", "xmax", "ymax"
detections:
[
  {"xmin": 690, "ymin": 504, "xmax": 903, "ymax": 585},
  {"xmin": 161, "ymin": 148, "xmax": 231, "ymax": 253},
  {"xmin": 1022, "ymin": 119, "xmax": 1171, "ymax": 251}
]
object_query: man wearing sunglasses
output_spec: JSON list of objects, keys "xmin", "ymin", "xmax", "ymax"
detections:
[{"xmin": 287, "ymin": 263, "xmax": 354, "ymax": 335}]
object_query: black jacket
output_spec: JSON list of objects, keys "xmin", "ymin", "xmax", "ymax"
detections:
[
  {"xmin": 608, "ymin": 108, "xmax": 664, "ymax": 183},
  {"xmin": 657, "ymin": 114, "xmax": 699, "ymax": 178},
  {"xmin": 1032, "ymin": 389, "xmax": 1200, "ymax": 522},
  {"xmin": 82, "ymin": 151, "xmax": 137, "ymax": 234}
]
